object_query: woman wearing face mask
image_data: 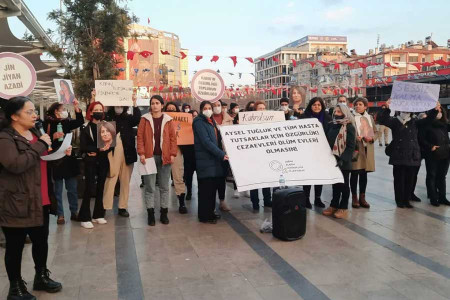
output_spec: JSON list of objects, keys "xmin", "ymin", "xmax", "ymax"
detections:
[
  {"xmin": 182, "ymin": 103, "xmax": 191, "ymax": 113},
  {"xmin": 300, "ymin": 97, "xmax": 331, "ymax": 208},
  {"xmin": 103, "ymin": 94, "xmax": 141, "ymax": 218},
  {"xmin": 378, "ymin": 99, "xmax": 438, "ymax": 208},
  {"xmin": 44, "ymin": 100, "xmax": 84, "ymax": 225},
  {"xmin": 322, "ymin": 104, "xmax": 356, "ymax": 219},
  {"xmin": 77, "ymin": 101, "xmax": 111, "ymax": 229},
  {"xmin": 0, "ymin": 97, "xmax": 62, "ymax": 299},
  {"xmin": 228, "ymin": 103, "xmax": 240, "ymax": 124},
  {"xmin": 212, "ymin": 100, "xmax": 234, "ymax": 211},
  {"xmin": 193, "ymin": 101, "xmax": 229, "ymax": 223},
  {"xmin": 350, "ymin": 97, "xmax": 378, "ymax": 209},
  {"xmin": 420, "ymin": 103, "xmax": 450, "ymax": 207},
  {"xmin": 163, "ymin": 102, "xmax": 188, "ymax": 214}
]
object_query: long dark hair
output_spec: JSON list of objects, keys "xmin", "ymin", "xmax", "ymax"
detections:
[
  {"xmin": 163, "ymin": 101, "xmax": 180, "ymax": 112},
  {"xmin": 0, "ymin": 96, "xmax": 32, "ymax": 130},
  {"xmin": 245, "ymin": 101, "xmax": 255, "ymax": 111},
  {"xmin": 46, "ymin": 102, "xmax": 63, "ymax": 119},
  {"xmin": 305, "ymin": 97, "xmax": 326, "ymax": 116},
  {"xmin": 200, "ymin": 100, "xmax": 212, "ymax": 112}
]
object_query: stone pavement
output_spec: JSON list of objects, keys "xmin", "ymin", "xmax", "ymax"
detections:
[{"xmin": 1, "ymin": 146, "xmax": 450, "ymax": 300}]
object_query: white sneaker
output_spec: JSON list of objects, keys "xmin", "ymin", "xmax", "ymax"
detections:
[
  {"xmin": 81, "ymin": 222, "xmax": 94, "ymax": 229},
  {"xmin": 92, "ymin": 218, "xmax": 107, "ymax": 224},
  {"xmin": 233, "ymin": 190, "xmax": 240, "ymax": 198}
]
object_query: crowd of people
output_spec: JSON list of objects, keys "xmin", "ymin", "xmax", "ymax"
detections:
[{"xmin": 0, "ymin": 85, "xmax": 449, "ymax": 299}]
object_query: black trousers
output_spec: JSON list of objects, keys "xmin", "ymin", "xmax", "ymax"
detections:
[
  {"xmin": 425, "ymin": 157, "xmax": 450, "ymax": 201},
  {"xmin": 217, "ymin": 177, "xmax": 226, "ymax": 200},
  {"xmin": 411, "ymin": 164, "xmax": 421, "ymax": 198},
  {"xmin": 181, "ymin": 146, "xmax": 196, "ymax": 194},
  {"xmin": 393, "ymin": 165, "xmax": 417, "ymax": 206},
  {"xmin": 303, "ymin": 185, "xmax": 322, "ymax": 199},
  {"xmin": 331, "ymin": 170, "xmax": 351, "ymax": 209},
  {"xmin": 250, "ymin": 188, "xmax": 272, "ymax": 205},
  {"xmin": 78, "ymin": 159, "xmax": 107, "ymax": 222},
  {"xmin": 2, "ymin": 206, "xmax": 49, "ymax": 281},
  {"xmin": 198, "ymin": 177, "xmax": 221, "ymax": 221},
  {"xmin": 350, "ymin": 170, "xmax": 368, "ymax": 195}
]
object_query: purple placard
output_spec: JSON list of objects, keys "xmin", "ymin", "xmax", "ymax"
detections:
[
  {"xmin": 190, "ymin": 69, "xmax": 225, "ymax": 103},
  {"xmin": 0, "ymin": 52, "xmax": 37, "ymax": 99}
]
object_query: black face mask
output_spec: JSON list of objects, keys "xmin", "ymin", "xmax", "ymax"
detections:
[
  {"xmin": 334, "ymin": 115, "xmax": 345, "ymax": 120},
  {"xmin": 92, "ymin": 112, "xmax": 104, "ymax": 120}
]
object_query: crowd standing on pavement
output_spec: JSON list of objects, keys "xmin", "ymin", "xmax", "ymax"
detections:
[{"xmin": 0, "ymin": 84, "xmax": 449, "ymax": 299}]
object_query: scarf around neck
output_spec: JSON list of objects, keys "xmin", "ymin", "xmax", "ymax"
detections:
[{"xmin": 332, "ymin": 123, "xmax": 347, "ymax": 157}]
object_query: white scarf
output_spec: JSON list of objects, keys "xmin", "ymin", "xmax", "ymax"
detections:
[{"xmin": 397, "ymin": 113, "xmax": 411, "ymax": 125}]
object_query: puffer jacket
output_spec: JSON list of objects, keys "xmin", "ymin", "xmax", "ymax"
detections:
[{"xmin": 0, "ymin": 127, "xmax": 48, "ymax": 227}]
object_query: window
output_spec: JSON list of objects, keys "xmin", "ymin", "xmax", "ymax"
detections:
[
  {"xmin": 409, "ymin": 56, "xmax": 418, "ymax": 62},
  {"xmin": 391, "ymin": 56, "xmax": 401, "ymax": 62}
]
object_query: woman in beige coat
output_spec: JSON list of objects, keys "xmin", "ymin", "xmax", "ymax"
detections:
[{"xmin": 351, "ymin": 98, "xmax": 378, "ymax": 208}]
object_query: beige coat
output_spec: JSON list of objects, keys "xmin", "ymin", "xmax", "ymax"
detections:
[{"xmin": 352, "ymin": 115, "xmax": 378, "ymax": 172}]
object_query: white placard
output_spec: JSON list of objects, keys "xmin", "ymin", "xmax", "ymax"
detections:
[
  {"xmin": 190, "ymin": 69, "xmax": 225, "ymax": 103},
  {"xmin": 0, "ymin": 52, "xmax": 36, "ymax": 99},
  {"xmin": 40, "ymin": 133, "xmax": 73, "ymax": 161},
  {"xmin": 138, "ymin": 157, "xmax": 157, "ymax": 175},
  {"xmin": 390, "ymin": 81, "xmax": 440, "ymax": 112},
  {"xmin": 238, "ymin": 111, "xmax": 285, "ymax": 125},
  {"xmin": 95, "ymin": 80, "xmax": 133, "ymax": 106},
  {"xmin": 136, "ymin": 86, "xmax": 150, "ymax": 106},
  {"xmin": 220, "ymin": 119, "xmax": 343, "ymax": 192}
]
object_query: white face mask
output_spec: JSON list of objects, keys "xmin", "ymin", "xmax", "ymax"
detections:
[
  {"xmin": 281, "ymin": 105, "xmax": 289, "ymax": 111},
  {"xmin": 339, "ymin": 102, "xmax": 347, "ymax": 106},
  {"xmin": 203, "ymin": 109, "xmax": 213, "ymax": 118},
  {"xmin": 437, "ymin": 112, "xmax": 442, "ymax": 120},
  {"xmin": 115, "ymin": 107, "xmax": 124, "ymax": 115},
  {"xmin": 400, "ymin": 112, "xmax": 410, "ymax": 120},
  {"xmin": 233, "ymin": 108, "xmax": 239, "ymax": 114},
  {"xmin": 213, "ymin": 106, "xmax": 222, "ymax": 115},
  {"xmin": 60, "ymin": 111, "xmax": 69, "ymax": 119},
  {"xmin": 184, "ymin": 108, "xmax": 190, "ymax": 113}
]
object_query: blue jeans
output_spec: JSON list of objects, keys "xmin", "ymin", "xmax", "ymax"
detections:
[{"xmin": 55, "ymin": 177, "xmax": 79, "ymax": 217}]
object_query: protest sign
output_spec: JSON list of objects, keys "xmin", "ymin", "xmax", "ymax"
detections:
[
  {"xmin": 190, "ymin": 69, "xmax": 225, "ymax": 103},
  {"xmin": 54, "ymin": 79, "xmax": 75, "ymax": 104},
  {"xmin": 97, "ymin": 121, "xmax": 117, "ymax": 149},
  {"xmin": 41, "ymin": 133, "xmax": 73, "ymax": 161},
  {"xmin": 239, "ymin": 111, "xmax": 285, "ymax": 124},
  {"xmin": 390, "ymin": 81, "xmax": 440, "ymax": 112},
  {"xmin": 165, "ymin": 112, "xmax": 194, "ymax": 145},
  {"xmin": 138, "ymin": 157, "xmax": 157, "ymax": 175},
  {"xmin": 136, "ymin": 86, "xmax": 150, "ymax": 106},
  {"xmin": 220, "ymin": 119, "xmax": 344, "ymax": 192},
  {"xmin": 95, "ymin": 80, "xmax": 133, "ymax": 106},
  {"xmin": 0, "ymin": 52, "xmax": 36, "ymax": 99}
]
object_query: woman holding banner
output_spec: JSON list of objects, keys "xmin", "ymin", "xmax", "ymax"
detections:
[
  {"xmin": 193, "ymin": 101, "xmax": 228, "ymax": 223},
  {"xmin": 163, "ymin": 101, "xmax": 188, "ymax": 214},
  {"xmin": 323, "ymin": 104, "xmax": 356, "ymax": 219},
  {"xmin": 350, "ymin": 97, "xmax": 378, "ymax": 209},
  {"xmin": 0, "ymin": 97, "xmax": 62, "ymax": 299},
  {"xmin": 378, "ymin": 99, "xmax": 438, "ymax": 208},
  {"xmin": 300, "ymin": 97, "xmax": 331, "ymax": 209},
  {"xmin": 103, "ymin": 93, "xmax": 141, "ymax": 218}
]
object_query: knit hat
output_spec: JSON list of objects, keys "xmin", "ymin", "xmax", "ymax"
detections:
[
  {"xmin": 280, "ymin": 97, "xmax": 289, "ymax": 105},
  {"xmin": 353, "ymin": 97, "xmax": 368, "ymax": 107},
  {"xmin": 230, "ymin": 103, "xmax": 239, "ymax": 111},
  {"xmin": 151, "ymin": 95, "xmax": 164, "ymax": 105}
]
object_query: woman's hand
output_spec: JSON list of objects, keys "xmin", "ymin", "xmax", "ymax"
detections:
[
  {"xmin": 73, "ymin": 99, "xmax": 81, "ymax": 112},
  {"xmin": 132, "ymin": 92, "xmax": 137, "ymax": 107},
  {"xmin": 53, "ymin": 132, "xmax": 64, "ymax": 140},
  {"xmin": 170, "ymin": 155, "xmax": 175, "ymax": 164},
  {"xmin": 364, "ymin": 137, "xmax": 373, "ymax": 143},
  {"xmin": 432, "ymin": 145, "xmax": 440, "ymax": 151},
  {"xmin": 65, "ymin": 146, "xmax": 72, "ymax": 156},
  {"xmin": 87, "ymin": 152, "xmax": 97, "ymax": 157},
  {"xmin": 223, "ymin": 155, "xmax": 229, "ymax": 161},
  {"xmin": 39, "ymin": 134, "xmax": 51, "ymax": 146},
  {"xmin": 91, "ymin": 89, "xmax": 96, "ymax": 101},
  {"xmin": 385, "ymin": 98, "xmax": 391, "ymax": 108},
  {"xmin": 435, "ymin": 102, "xmax": 441, "ymax": 110},
  {"xmin": 140, "ymin": 155, "xmax": 146, "ymax": 164},
  {"xmin": 100, "ymin": 143, "xmax": 110, "ymax": 152},
  {"xmin": 356, "ymin": 136, "xmax": 363, "ymax": 142}
]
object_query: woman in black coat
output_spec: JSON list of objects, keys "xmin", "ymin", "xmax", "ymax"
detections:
[
  {"xmin": 420, "ymin": 104, "xmax": 450, "ymax": 206},
  {"xmin": 378, "ymin": 99, "xmax": 438, "ymax": 208},
  {"xmin": 300, "ymin": 97, "xmax": 331, "ymax": 208},
  {"xmin": 323, "ymin": 104, "xmax": 356, "ymax": 219},
  {"xmin": 44, "ymin": 100, "xmax": 84, "ymax": 224}
]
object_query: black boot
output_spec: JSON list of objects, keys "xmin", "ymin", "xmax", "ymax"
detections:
[
  {"xmin": 8, "ymin": 279, "xmax": 36, "ymax": 300},
  {"xmin": 160, "ymin": 208, "xmax": 169, "ymax": 224},
  {"xmin": 33, "ymin": 268, "xmax": 62, "ymax": 293},
  {"xmin": 314, "ymin": 197, "xmax": 325, "ymax": 208},
  {"xmin": 147, "ymin": 208, "xmax": 155, "ymax": 226},
  {"xmin": 186, "ymin": 190, "xmax": 192, "ymax": 201},
  {"xmin": 178, "ymin": 194, "xmax": 188, "ymax": 214},
  {"xmin": 118, "ymin": 208, "xmax": 130, "ymax": 217},
  {"xmin": 305, "ymin": 198, "xmax": 312, "ymax": 209},
  {"xmin": 439, "ymin": 198, "xmax": 450, "ymax": 206}
]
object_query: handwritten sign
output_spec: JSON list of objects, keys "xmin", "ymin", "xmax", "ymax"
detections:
[
  {"xmin": 220, "ymin": 119, "xmax": 343, "ymax": 191},
  {"xmin": 190, "ymin": 69, "xmax": 225, "ymax": 103},
  {"xmin": 0, "ymin": 52, "xmax": 36, "ymax": 99},
  {"xmin": 239, "ymin": 111, "xmax": 285, "ymax": 124},
  {"xmin": 165, "ymin": 112, "xmax": 194, "ymax": 145},
  {"xmin": 390, "ymin": 81, "xmax": 440, "ymax": 112},
  {"xmin": 95, "ymin": 80, "xmax": 133, "ymax": 106}
]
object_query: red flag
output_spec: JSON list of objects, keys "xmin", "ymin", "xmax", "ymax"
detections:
[
  {"xmin": 356, "ymin": 62, "xmax": 368, "ymax": 68},
  {"xmin": 152, "ymin": 86, "xmax": 157, "ymax": 92},
  {"xmin": 245, "ymin": 57, "xmax": 254, "ymax": 63},
  {"xmin": 230, "ymin": 56, "xmax": 237, "ymax": 67},
  {"xmin": 352, "ymin": 87, "xmax": 359, "ymax": 92},
  {"xmin": 334, "ymin": 63, "xmax": 340, "ymax": 70},
  {"xmin": 260, "ymin": 58, "xmax": 266, "ymax": 62},
  {"xmin": 422, "ymin": 62, "xmax": 434, "ymax": 67},
  {"xmin": 384, "ymin": 62, "xmax": 397, "ymax": 69},
  {"xmin": 307, "ymin": 61, "xmax": 316, "ymax": 68},
  {"xmin": 126, "ymin": 51, "xmax": 135, "ymax": 60},
  {"xmin": 159, "ymin": 85, "xmax": 164, "ymax": 92},
  {"xmin": 273, "ymin": 56, "xmax": 279, "ymax": 62},
  {"xmin": 160, "ymin": 50, "xmax": 170, "ymax": 55},
  {"xmin": 139, "ymin": 51, "xmax": 153, "ymax": 58},
  {"xmin": 310, "ymin": 87, "xmax": 318, "ymax": 93},
  {"xmin": 169, "ymin": 86, "xmax": 173, "ymax": 92},
  {"xmin": 340, "ymin": 88, "xmax": 345, "ymax": 94},
  {"xmin": 342, "ymin": 61, "xmax": 353, "ymax": 67},
  {"xmin": 180, "ymin": 51, "xmax": 187, "ymax": 59},
  {"xmin": 291, "ymin": 59, "xmax": 297, "ymax": 67},
  {"xmin": 317, "ymin": 61, "xmax": 330, "ymax": 67},
  {"xmin": 211, "ymin": 55, "xmax": 219, "ymax": 62},
  {"xmin": 321, "ymin": 88, "xmax": 328, "ymax": 94},
  {"xmin": 195, "ymin": 55, "xmax": 203, "ymax": 62},
  {"xmin": 412, "ymin": 63, "xmax": 422, "ymax": 71},
  {"xmin": 434, "ymin": 59, "xmax": 449, "ymax": 66}
]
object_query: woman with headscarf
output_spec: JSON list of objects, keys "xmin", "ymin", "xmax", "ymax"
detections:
[{"xmin": 300, "ymin": 97, "xmax": 331, "ymax": 208}]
